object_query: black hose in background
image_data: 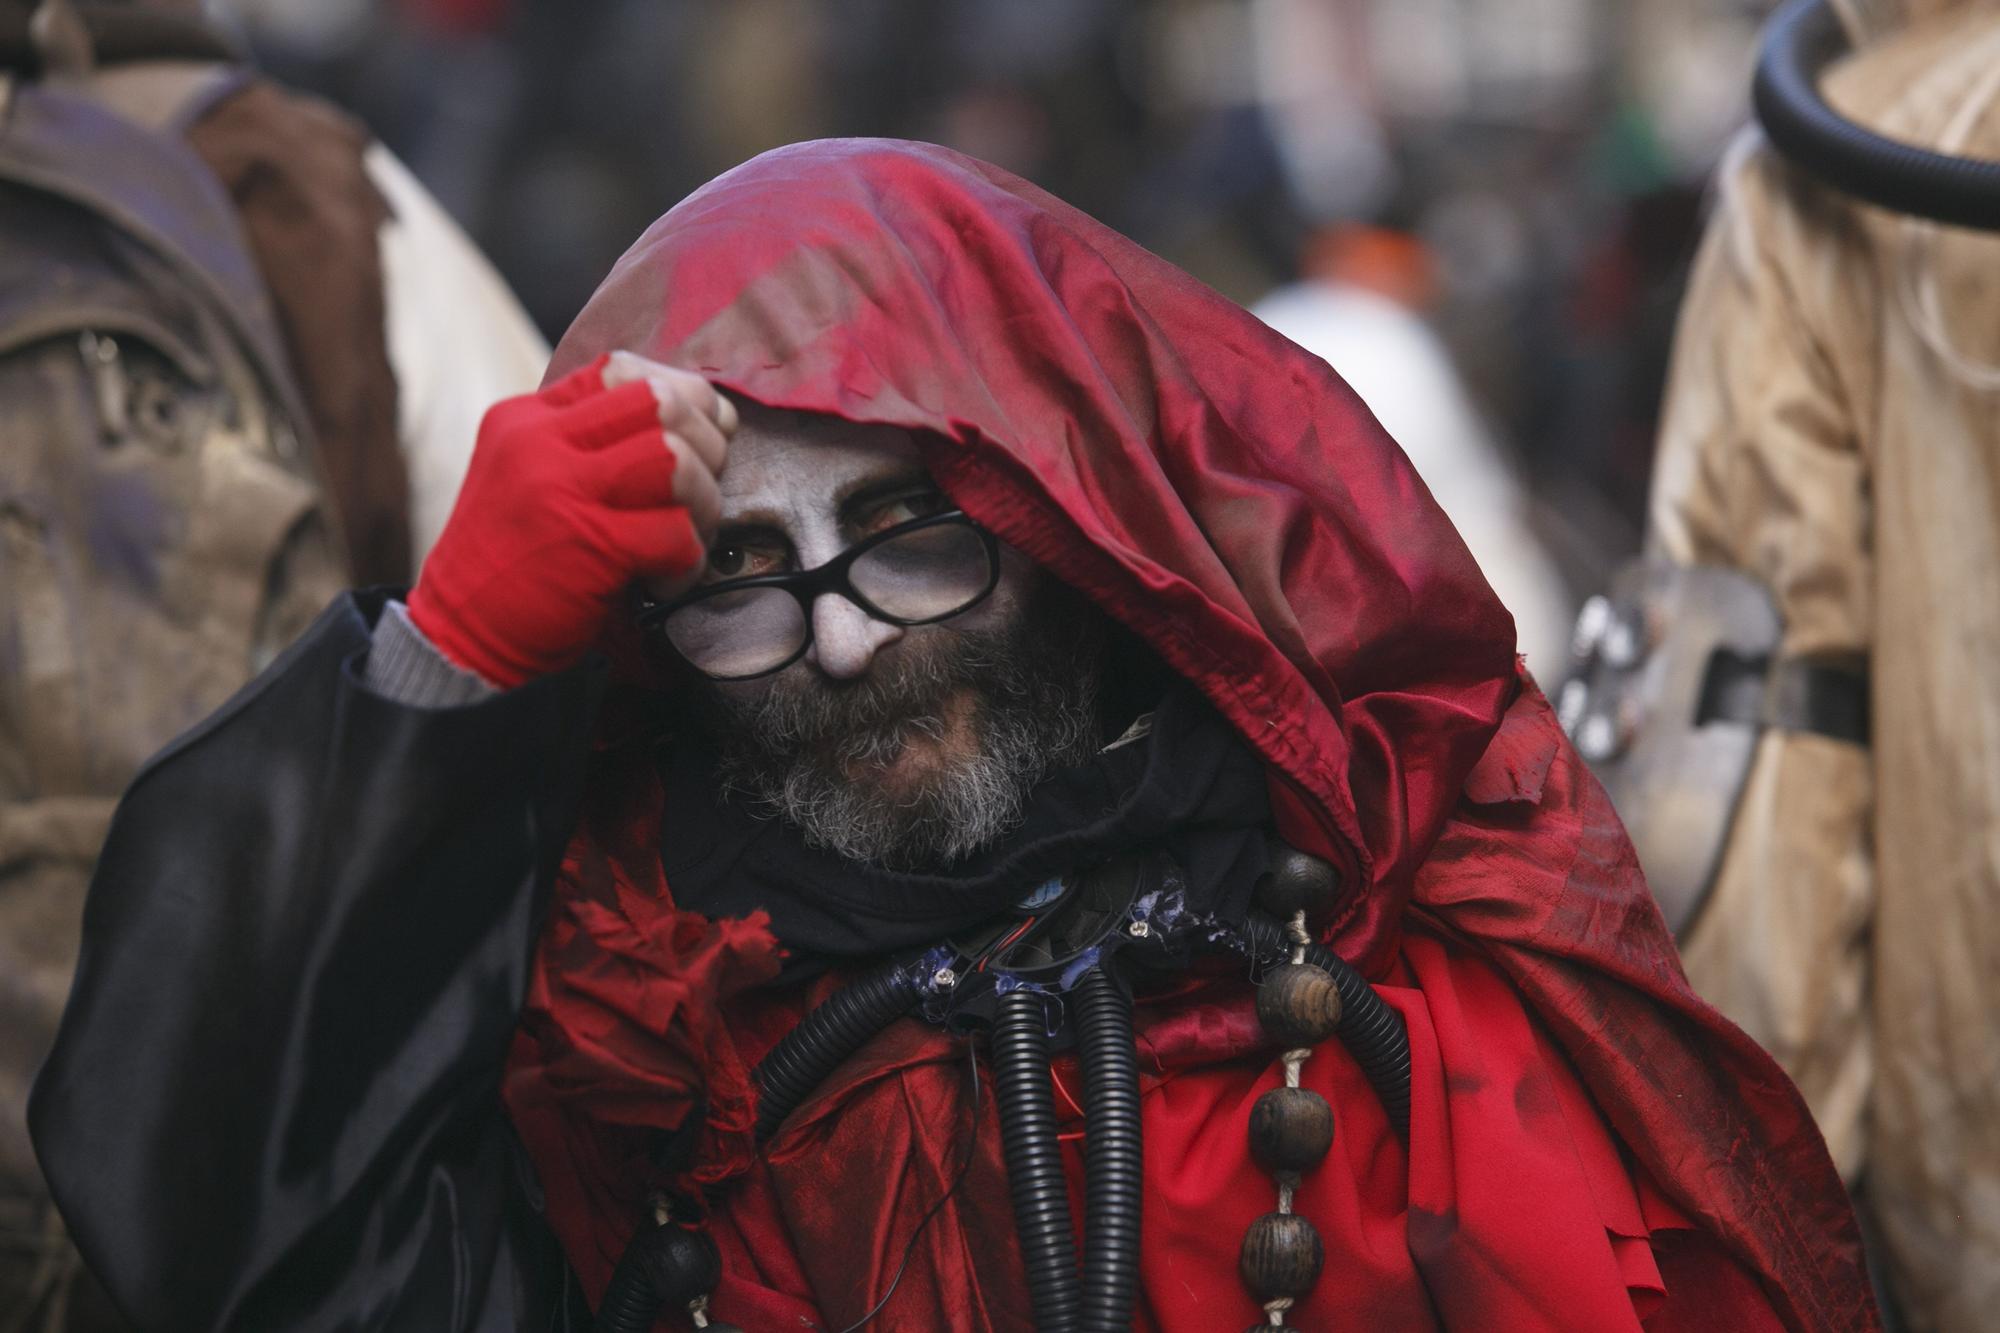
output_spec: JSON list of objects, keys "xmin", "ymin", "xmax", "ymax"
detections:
[
  {"xmin": 592, "ymin": 1266, "xmax": 664, "ymax": 1333},
  {"xmin": 1072, "ymin": 968, "xmax": 1142, "ymax": 1333},
  {"xmin": 1238, "ymin": 915, "xmax": 1412, "ymax": 1137},
  {"xmin": 1308, "ymin": 936, "xmax": 1412, "ymax": 1135},
  {"xmin": 754, "ymin": 959, "xmax": 923, "ymax": 1144},
  {"xmin": 1753, "ymin": 0, "xmax": 2000, "ymax": 231},
  {"xmin": 991, "ymin": 987, "xmax": 1084, "ymax": 1332},
  {"xmin": 593, "ymin": 1223, "xmax": 722, "ymax": 1333}
]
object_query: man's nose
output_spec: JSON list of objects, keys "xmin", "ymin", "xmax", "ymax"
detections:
[{"xmin": 807, "ymin": 593, "xmax": 903, "ymax": 679}]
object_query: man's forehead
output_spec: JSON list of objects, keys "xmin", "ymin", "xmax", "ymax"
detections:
[{"xmin": 717, "ymin": 404, "xmax": 929, "ymax": 512}]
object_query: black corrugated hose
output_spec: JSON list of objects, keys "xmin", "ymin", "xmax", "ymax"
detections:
[
  {"xmin": 1753, "ymin": 0, "xmax": 2000, "ymax": 231},
  {"xmin": 992, "ymin": 986, "xmax": 1084, "ymax": 1332},
  {"xmin": 593, "ymin": 1222, "xmax": 721, "ymax": 1333},
  {"xmin": 1238, "ymin": 915, "xmax": 1412, "ymax": 1136},
  {"xmin": 1072, "ymin": 966, "xmax": 1142, "ymax": 1333},
  {"xmin": 593, "ymin": 1264, "xmax": 662, "ymax": 1333},
  {"xmin": 753, "ymin": 957, "xmax": 923, "ymax": 1144}
]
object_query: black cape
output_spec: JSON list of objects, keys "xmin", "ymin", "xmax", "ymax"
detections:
[{"xmin": 32, "ymin": 592, "xmax": 597, "ymax": 1331}]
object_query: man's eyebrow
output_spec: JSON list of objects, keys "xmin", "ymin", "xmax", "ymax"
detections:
[
  {"xmin": 711, "ymin": 515, "xmax": 789, "ymax": 543},
  {"xmin": 834, "ymin": 468, "xmax": 939, "ymax": 520}
]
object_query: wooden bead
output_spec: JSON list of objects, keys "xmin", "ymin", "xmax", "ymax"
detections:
[
  {"xmin": 632, "ymin": 1224, "xmax": 721, "ymax": 1303},
  {"xmin": 1239, "ymin": 1211, "xmax": 1324, "ymax": 1301},
  {"xmin": 1255, "ymin": 962, "xmax": 1343, "ymax": 1046},
  {"xmin": 1255, "ymin": 843, "xmax": 1341, "ymax": 919},
  {"xmin": 1249, "ymin": 1086, "xmax": 1335, "ymax": 1174}
]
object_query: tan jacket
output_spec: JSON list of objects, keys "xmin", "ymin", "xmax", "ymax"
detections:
[{"xmin": 1647, "ymin": 7, "xmax": 2000, "ymax": 1329}]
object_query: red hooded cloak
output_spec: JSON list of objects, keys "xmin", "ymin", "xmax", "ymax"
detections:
[{"xmin": 499, "ymin": 139, "xmax": 1875, "ymax": 1332}]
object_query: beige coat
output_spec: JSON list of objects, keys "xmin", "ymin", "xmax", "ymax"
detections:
[
  {"xmin": 0, "ymin": 62, "xmax": 542, "ymax": 1331},
  {"xmin": 1647, "ymin": 7, "xmax": 2000, "ymax": 1329}
]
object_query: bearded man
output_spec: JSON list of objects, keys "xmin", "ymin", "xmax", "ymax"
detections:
[{"xmin": 31, "ymin": 141, "xmax": 1873, "ymax": 1331}]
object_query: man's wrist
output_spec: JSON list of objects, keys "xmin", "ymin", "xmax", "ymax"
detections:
[{"xmin": 364, "ymin": 599, "xmax": 503, "ymax": 706}]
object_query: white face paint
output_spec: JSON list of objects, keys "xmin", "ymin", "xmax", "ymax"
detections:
[
  {"xmin": 705, "ymin": 404, "xmax": 1037, "ymax": 686},
  {"xmin": 691, "ymin": 404, "xmax": 1044, "ymax": 802},
  {"xmin": 670, "ymin": 403, "xmax": 1106, "ymax": 870}
]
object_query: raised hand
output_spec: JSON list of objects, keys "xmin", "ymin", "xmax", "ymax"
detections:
[{"xmin": 407, "ymin": 351, "xmax": 737, "ymax": 687}]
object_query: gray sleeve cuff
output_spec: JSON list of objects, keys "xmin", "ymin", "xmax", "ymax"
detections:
[{"xmin": 362, "ymin": 600, "xmax": 502, "ymax": 706}]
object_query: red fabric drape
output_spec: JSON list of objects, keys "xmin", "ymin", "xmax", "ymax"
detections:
[{"xmin": 504, "ymin": 139, "xmax": 1876, "ymax": 1330}]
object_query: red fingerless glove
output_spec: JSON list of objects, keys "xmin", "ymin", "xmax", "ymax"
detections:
[{"xmin": 407, "ymin": 355, "xmax": 703, "ymax": 687}]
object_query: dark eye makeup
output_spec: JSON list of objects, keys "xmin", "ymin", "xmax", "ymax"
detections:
[
  {"xmin": 700, "ymin": 473, "xmax": 948, "ymax": 583},
  {"xmin": 703, "ymin": 530, "xmax": 793, "ymax": 581}
]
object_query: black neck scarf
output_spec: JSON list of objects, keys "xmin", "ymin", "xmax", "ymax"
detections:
[{"xmin": 657, "ymin": 681, "xmax": 1272, "ymax": 975}]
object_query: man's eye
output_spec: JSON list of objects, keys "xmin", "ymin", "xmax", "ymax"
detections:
[
  {"xmin": 861, "ymin": 490, "xmax": 949, "ymax": 533},
  {"xmin": 705, "ymin": 541, "xmax": 788, "ymax": 580}
]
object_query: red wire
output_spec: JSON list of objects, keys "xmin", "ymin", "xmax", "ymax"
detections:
[
  {"xmin": 976, "ymin": 916, "xmax": 1037, "ymax": 972},
  {"xmin": 1050, "ymin": 1060, "xmax": 1089, "ymax": 1142},
  {"xmin": 1049, "ymin": 1061, "xmax": 1084, "ymax": 1117}
]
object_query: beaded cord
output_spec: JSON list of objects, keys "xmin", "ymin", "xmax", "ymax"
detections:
[
  {"xmin": 1262, "ymin": 910, "xmax": 1315, "ymax": 1327},
  {"xmin": 1237, "ymin": 899, "xmax": 1339, "ymax": 1330}
]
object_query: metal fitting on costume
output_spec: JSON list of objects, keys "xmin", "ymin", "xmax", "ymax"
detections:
[{"xmin": 1559, "ymin": 561, "xmax": 1869, "ymax": 936}]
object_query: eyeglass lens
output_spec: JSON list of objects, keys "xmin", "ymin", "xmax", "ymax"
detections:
[
  {"xmin": 663, "ymin": 585, "xmax": 807, "ymax": 680},
  {"xmin": 661, "ymin": 519, "xmax": 994, "ymax": 679},
  {"xmin": 847, "ymin": 521, "xmax": 992, "ymax": 620}
]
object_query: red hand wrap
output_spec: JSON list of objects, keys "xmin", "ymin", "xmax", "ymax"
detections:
[{"xmin": 408, "ymin": 355, "xmax": 703, "ymax": 687}]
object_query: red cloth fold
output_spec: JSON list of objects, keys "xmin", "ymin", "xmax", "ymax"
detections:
[
  {"xmin": 501, "ymin": 138, "xmax": 1876, "ymax": 1330},
  {"xmin": 502, "ymin": 750, "xmax": 782, "ymax": 1292}
]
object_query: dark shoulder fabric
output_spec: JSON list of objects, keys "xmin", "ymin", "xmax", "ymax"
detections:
[{"xmin": 30, "ymin": 591, "xmax": 602, "ymax": 1332}]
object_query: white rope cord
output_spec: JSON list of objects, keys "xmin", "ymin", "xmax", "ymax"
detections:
[{"xmin": 1285, "ymin": 911, "xmax": 1310, "ymax": 965}]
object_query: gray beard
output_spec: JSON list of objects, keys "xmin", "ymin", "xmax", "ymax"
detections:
[{"xmin": 706, "ymin": 592, "xmax": 1104, "ymax": 873}]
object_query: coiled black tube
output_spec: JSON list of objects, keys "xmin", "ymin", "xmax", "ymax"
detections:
[
  {"xmin": 594, "ymin": 1223, "xmax": 720, "ymax": 1333},
  {"xmin": 1072, "ymin": 967, "xmax": 1142, "ymax": 1333},
  {"xmin": 588, "ymin": 1264, "xmax": 660, "ymax": 1328},
  {"xmin": 1753, "ymin": 0, "xmax": 2000, "ymax": 231},
  {"xmin": 754, "ymin": 959, "xmax": 923, "ymax": 1144},
  {"xmin": 992, "ymin": 988, "xmax": 1083, "ymax": 1332},
  {"xmin": 592, "ymin": 1264, "xmax": 664, "ymax": 1333},
  {"xmin": 1237, "ymin": 915, "xmax": 1412, "ymax": 1136}
]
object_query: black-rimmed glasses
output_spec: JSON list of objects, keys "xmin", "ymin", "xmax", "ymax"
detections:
[{"xmin": 635, "ymin": 509, "xmax": 1001, "ymax": 680}]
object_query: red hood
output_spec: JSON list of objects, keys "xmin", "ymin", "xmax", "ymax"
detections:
[
  {"xmin": 527, "ymin": 139, "xmax": 1873, "ymax": 1329},
  {"xmin": 551, "ymin": 137, "xmax": 1517, "ymax": 972}
]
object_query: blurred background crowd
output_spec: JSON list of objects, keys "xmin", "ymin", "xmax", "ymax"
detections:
[{"xmin": 217, "ymin": 0, "xmax": 1774, "ymax": 659}]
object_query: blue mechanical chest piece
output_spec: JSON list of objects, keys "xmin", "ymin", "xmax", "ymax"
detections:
[{"xmin": 922, "ymin": 852, "xmax": 1195, "ymax": 1046}]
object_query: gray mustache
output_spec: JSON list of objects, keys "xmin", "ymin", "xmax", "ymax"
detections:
[{"xmin": 709, "ymin": 602, "xmax": 1105, "ymax": 871}]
